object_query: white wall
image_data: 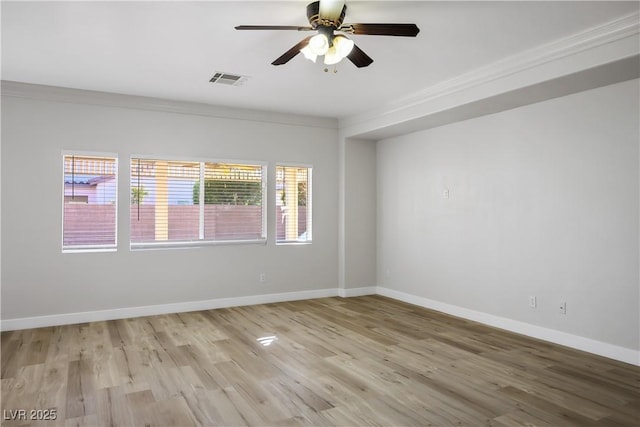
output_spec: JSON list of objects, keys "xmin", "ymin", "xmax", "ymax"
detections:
[
  {"xmin": 1, "ymin": 93, "xmax": 339, "ymax": 321},
  {"xmin": 377, "ymin": 79, "xmax": 639, "ymax": 351}
]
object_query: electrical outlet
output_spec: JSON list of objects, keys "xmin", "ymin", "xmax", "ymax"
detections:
[
  {"xmin": 528, "ymin": 296, "xmax": 537, "ymax": 308},
  {"xmin": 558, "ymin": 301, "xmax": 567, "ymax": 315},
  {"xmin": 259, "ymin": 273, "xmax": 267, "ymax": 283}
]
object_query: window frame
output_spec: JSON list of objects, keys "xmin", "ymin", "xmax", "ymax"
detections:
[
  {"xmin": 61, "ymin": 150, "xmax": 118, "ymax": 253},
  {"xmin": 275, "ymin": 163, "xmax": 313, "ymax": 245},
  {"xmin": 129, "ymin": 155, "xmax": 267, "ymax": 250}
]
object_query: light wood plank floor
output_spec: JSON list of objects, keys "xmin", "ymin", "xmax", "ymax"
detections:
[{"xmin": 2, "ymin": 295, "xmax": 639, "ymax": 426}]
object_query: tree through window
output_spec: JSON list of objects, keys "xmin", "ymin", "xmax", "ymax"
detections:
[{"xmin": 130, "ymin": 158, "xmax": 266, "ymax": 248}]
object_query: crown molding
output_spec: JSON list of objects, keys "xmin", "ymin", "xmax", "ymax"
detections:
[
  {"xmin": 0, "ymin": 80, "xmax": 339, "ymax": 130},
  {"xmin": 340, "ymin": 11, "xmax": 640, "ymax": 134}
]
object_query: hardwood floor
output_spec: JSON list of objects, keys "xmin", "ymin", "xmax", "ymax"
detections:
[{"xmin": 1, "ymin": 295, "xmax": 639, "ymax": 426}]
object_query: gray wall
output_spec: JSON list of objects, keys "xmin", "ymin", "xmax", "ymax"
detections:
[
  {"xmin": 344, "ymin": 138, "xmax": 377, "ymax": 289},
  {"xmin": 377, "ymin": 79, "xmax": 639, "ymax": 350},
  {"xmin": 2, "ymin": 78, "xmax": 638, "ymax": 358},
  {"xmin": 1, "ymin": 95, "xmax": 339, "ymax": 319}
]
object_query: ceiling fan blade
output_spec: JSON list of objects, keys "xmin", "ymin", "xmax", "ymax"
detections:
[
  {"xmin": 272, "ymin": 36, "xmax": 313, "ymax": 66},
  {"xmin": 340, "ymin": 23, "xmax": 420, "ymax": 37},
  {"xmin": 347, "ymin": 44, "xmax": 373, "ymax": 68},
  {"xmin": 319, "ymin": 0, "xmax": 345, "ymax": 23},
  {"xmin": 235, "ymin": 25, "xmax": 313, "ymax": 31}
]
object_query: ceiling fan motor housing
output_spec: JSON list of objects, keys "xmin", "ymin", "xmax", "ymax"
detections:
[{"xmin": 307, "ymin": 1, "xmax": 346, "ymax": 29}]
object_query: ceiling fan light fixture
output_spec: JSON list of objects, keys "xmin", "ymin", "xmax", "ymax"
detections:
[
  {"xmin": 323, "ymin": 35, "xmax": 353, "ymax": 65},
  {"xmin": 300, "ymin": 45, "xmax": 318, "ymax": 63},
  {"xmin": 323, "ymin": 46, "xmax": 341, "ymax": 65},
  {"xmin": 308, "ymin": 33, "xmax": 329, "ymax": 56},
  {"xmin": 333, "ymin": 35, "xmax": 354, "ymax": 57}
]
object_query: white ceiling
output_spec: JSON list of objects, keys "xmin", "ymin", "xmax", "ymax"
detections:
[{"xmin": 2, "ymin": 1, "xmax": 638, "ymax": 119}]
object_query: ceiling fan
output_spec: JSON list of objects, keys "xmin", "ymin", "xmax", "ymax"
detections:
[{"xmin": 235, "ymin": 0, "xmax": 419, "ymax": 68}]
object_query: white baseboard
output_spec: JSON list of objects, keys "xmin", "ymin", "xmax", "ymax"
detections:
[
  {"xmin": 376, "ymin": 286, "xmax": 640, "ymax": 367},
  {"xmin": 3, "ymin": 285, "xmax": 637, "ymax": 366},
  {"xmin": 0, "ymin": 288, "xmax": 338, "ymax": 331},
  {"xmin": 337, "ymin": 286, "xmax": 377, "ymax": 298}
]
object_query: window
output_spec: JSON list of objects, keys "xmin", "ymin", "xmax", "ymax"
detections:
[
  {"xmin": 130, "ymin": 158, "xmax": 266, "ymax": 249},
  {"xmin": 276, "ymin": 165, "xmax": 312, "ymax": 244},
  {"xmin": 62, "ymin": 153, "xmax": 118, "ymax": 251}
]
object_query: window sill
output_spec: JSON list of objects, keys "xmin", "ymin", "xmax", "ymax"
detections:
[
  {"xmin": 276, "ymin": 240, "xmax": 313, "ymax": 246},
  {"xmin": 62, "ymin": 247, "xmax": 117, "ymax": 254},
  {"xmin": 130, "ymin": 238, "xmax": 267, "ymax": 251}
]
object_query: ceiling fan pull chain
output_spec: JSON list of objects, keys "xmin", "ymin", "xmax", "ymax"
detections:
[{"xmin": 323, "ymin": 65, "xmax": 339, "ymax": 73}]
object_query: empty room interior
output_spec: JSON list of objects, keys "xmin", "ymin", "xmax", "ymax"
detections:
[{"xmin": 1, "ymin": 1, "xmax": 639, "ymax": 426}]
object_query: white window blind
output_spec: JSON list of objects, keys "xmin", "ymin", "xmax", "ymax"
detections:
[
  {"xmin": 130, "ymin": 158, "xmax": 266, "ymax": 248},
  {"xmin": 276, "ymin": 165, "xmax": 312, "ymax": 244},
  {"xmin": 62, "ymin": 153, "xmax": 118, "ymax": 251}
]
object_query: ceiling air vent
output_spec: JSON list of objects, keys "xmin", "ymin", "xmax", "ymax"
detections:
[{"xmin": 209, "ymin": 72, "xmax": 248, "ymax": 86}]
